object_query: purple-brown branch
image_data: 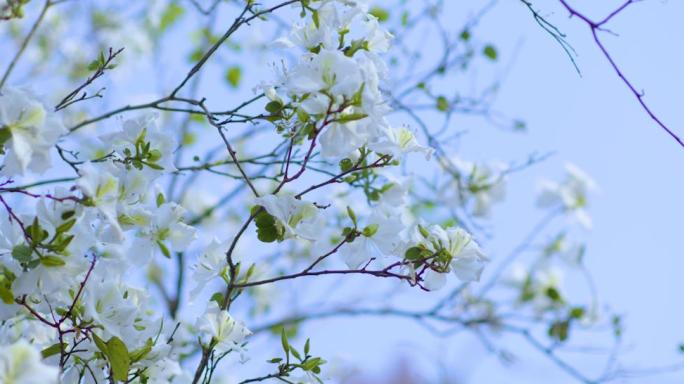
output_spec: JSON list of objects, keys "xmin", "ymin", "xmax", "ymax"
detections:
[
  {"xmin": 558, "ymin": 0, "xmax": 684, "ymax": 148},
  {"xmin": 54, "ymin": 47, "xmax": 124, "ymax": 112}
]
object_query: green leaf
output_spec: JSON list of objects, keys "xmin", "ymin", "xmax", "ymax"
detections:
[
  {"xmin": 548, "ymin": 320, "xmax": 570, "ymax": 343},
  {"xmin": 11, "ymin": 244, "xmax": 32, "ymax": 263},
  {"xmin": 107, "ymin": 336, "xmax": 131, "ymax": 382},
  {"xmin": 40, "ymin": 255, "xmax": 66, "ymax": 267},
  {"xmin": 87, "ymin": 59, "xmax": 101, "ymax": 71},
  {"xmin": 346, "ymin": 206, "xmax": 357, "ymax": 227},
  {"xmin": 335, "ymin": 113, "xmax": 368, "ymax": 124},
  {"xmin": 265, "ymin": 100, "xmax": 283, "ymax": 114},
  {"xmin": 304, "ymin": 338, "xmax": 310, "ymax": 355},
  {"xmin": 483, "ymin": 45, "xmax": 498, "ymax": 61},
  {"xmin": 401, "ymin": 11, "xmax": 409, "ymax": 26},
  {"xmin": 0, "ymin": 286, "xmax": 14, "ymax": 304},
  {"xmin": 157, "ymin": 241, "xmax": 171, "ymax": 258},
  {"xmin": 404, "ymin": 246, "xmax": 423, "ymax": 261},
  {"xmin": 148, "ymin": 149, "xmax": 162, "ymax": 162},
  {"xmin": 210, "ymin": 292, "xmax": 224, "ymax": 307},
  {"xmin": 156, "ymin": 193, "xmax": 165, "ymax": 208},
  {"xmin": 226, "ymin": 66, "xmax": 242, "ymax": 88},
  {"xmin": 301, "ymin": 357, "xmax": 325, "ymax": 371},
  {"xmin": 311, "ymin": 9, "xmax": 320, "ymax": 28},
  {"xmin": 569, "ymin": 307, "xmax": 585, "ymax": 319},
  {"xmin": 281, "ymin": 329, "xmax": 290, "ymax": 354},
  {"xmin": 418, "ymin": 225, "xmax": 430, "ymax": 239},
  {"xmin": 545, "ymin": 287, "xmax": 562, "ymax": 302},
  {"xmin": 459, "ymin": 29, "xmax": 471, "ymax": 42},
  {"xmin": 189, "ymin": 48, "xmax": 203, "ymax": 62},
  {"xmin": 29, "ymin": 217, "xmax": 47, "ymax": 242},
  {"xmin": 290, "ymin": 346, "xmax": 302, "ymax": 360},
  {"xmin": 159, "ymin": 2, "xmax": 184, "ymax": 32},
  {"xmin": 362, "ymin": 224, "xmax": 378, "ymax": 237},
  {"xmin": 56, "ymin": 218, "xmax": 76, "ymax": 234},
  {"xmin": 255, "ymin": 209, "xmax": 283, "ymax": 243},
  {"xmin": 92, "ymin": 333, "xmax": 109, "ymax": 356},
  {"xmin": 513, "ymin": 119, "xmax": 526, "ymax": 131},
  {"xmin": 144, "ymin": 161, "xmax": 164, "ymax": 170},
  {"xmin": 129, "ymin": 339, "xmax": 153, "ymax": 362},
  {"xmin": 436, "ymin": 96, "xmax": 449, "ymax": 112},
  {"xmin": 0, "ymin": 127, "xmax": 11, "ymax": 147},
  {"xmin": 339, "ymin": 158, "xmax": 353, "ymax": 172},
  {"xmin": 41, "ymin": 343, "xmax": 65, "ymax": 358},
  {"xmin": 61, "ymin": 210, "xmax": 75, "ymax": 220},
  {"xmin": 350, "ymin": 83, "xmax": 365, "ymax": 106},
  {"xmin": 369, "ymin": 7, "xmax": 390, "ymax": 22}
]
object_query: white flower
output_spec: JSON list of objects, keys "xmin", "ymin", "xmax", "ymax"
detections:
[
  {"xmin": 190, "ymin": 239, "xmax": 229, "ymax": 299},
  {"xmin": 363, "ymin": 15, "xmax": 393, "ymax": 53},
  {"xmin": 106, "ymin": 113, "xmax": 176, "ymax": 172},
  {"xmin": 12, "ymin": 253, "xmax": 90, "ymax": 300},
  {"xmin": 370, "ymin": 126, "xmax": 433, "ymax": 160},
  {"xmin": 77, "ymin": 161, "xmax": 124, "ymax": 243},
  {"xmin": 0, "ymin": 215, "xmax": 23, "ymax": 258},
  {"xmin": 538, "ymin": 163, "xmax": 596, "ymax": 228},
  {"xmin": 0, "ymin": 87, "xmax": 66, "ymax": 176},
  {"xmin": 507, "ymin": 264, "xmax": 565, "ymax": 312},
  {"xmin": 197, "ymin": 303, "xmax": 251, "ymax": 355},
  {"xmin": 287, "ymin": 49, "xmax": 363, "ymax": 102},
  {"xmin": 0, "ymin": 316, "xmax": 56, "ymax": 347},
  {"xmin": 449, "ymin": 157, "xmax": 507, "ymax": 217},
  {"xmin": 0, "ymin": 339, "xmax": 59, "ymax": 384},
  {"xmin": 376, "ymin": 174, "xmax": 409, "ymax": 206},
  {"xmin": 318, "ymin": 120, "xmax": 366, "ymax": 159},
  {"xmin": 35, "ymin": 193, "xmax": 96, "ymax": 257},
  {"xmin": 276, "ymin": 1, "xmax": 367, "ymax": 50},
  {"xmin": 267, "ymin": 0, "xmax": 403, "ymax": 161},
  {"xmin": 416, "ymin": 225, "xmax": 488, "ymax": 284},
  {"xmin": 255, "ymin": 194, "xmax": 324, "ymax": 240},
  {"xmin": 366, "ymin": 205, "xmax": 409, "ymax": 255},
  {"xmin": 140, "ymin": 358, "xmax": 185, "ymax": 384},
  {"xmin": 422, "ymin": 268, "xmax": 447, "ymax": 291},
  {"xmin": 82, "ymin": 276, "xmax": 151, "ymax": 339},
  {"xmin": 339, "ymin": 205, "xmax": 408, "ymax": 268},
  {"xmin": 531, "ymin": 267, "xmax": 565, "ymax": 311},
  {"xmin": 131, "ymin": 202, "xmax": 197, "ymax": 264},
  {"xmin": 339, "ymin": 235, "xmax": 379, "ymax": 269}
]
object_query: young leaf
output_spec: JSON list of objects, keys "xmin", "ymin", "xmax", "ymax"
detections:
[
  {"xmin": 483, "ymin": 45, "xmax": 498, "ymax": 61},
  {"xmin": 159, "ymin": 2, "xmax": 184, "ymax": 32},
  {"xmin": 226, "ymin": 66, "xmax": 242, "ymax": 88},
  {"xmin": 335, "ymin": 113, "xmax": 367, "ymax": 124},
  {"xmin": 11, "ymin": 244, "xmax": 32, "ymax": 263},
  {"xmin": 107, "ymin": 336, "xmax": 131, "ymax": 382},
  {"xmin": 346, "ymin": 206, "xmax": 357, "ymax": 227},
  {"xmin": 281, "ymin": 329, "xmax": 290, "ymax": 353},
  {"xmin": 40, "ymin": 256, "xmax": 66, "ymax": 267},
  {"xmin": 369, "ymin": 7, "xmax": 390, "ymax": 22},
  {"xmin": 41, "ymin": 343, "xmax": 65, "ymax": 359}
]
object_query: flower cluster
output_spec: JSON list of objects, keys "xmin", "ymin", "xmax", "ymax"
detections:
[
  {"xmin": 538, "ymin": 163, "xmax": 597, "ymax": 228},
  {"xmin": 265, "ymin": 0, "xmax": 432, "ymax": 160},
  {"xmin": 0, "ymin": 112, "xmax": 203, "ymax": 382},
  {"xmin": 0, "ymin": 87, "xmax": 66, "ymax": 176},
  {"xmin": 242, "ymin": 0, "xmax": 486, "ymax": 293}
]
